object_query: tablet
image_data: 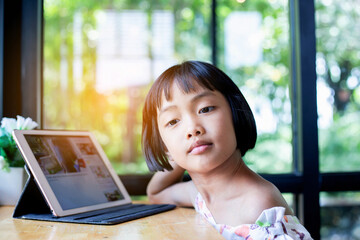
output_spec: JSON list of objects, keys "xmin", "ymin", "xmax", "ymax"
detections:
[{"xmin": 13, "ymin": 130, "xmax": 132, "ymax": 217}]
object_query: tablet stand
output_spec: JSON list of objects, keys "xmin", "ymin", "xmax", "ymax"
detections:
[{"xmin": 13, "ymin": 165, "xmax": 53, "ymax": 219}]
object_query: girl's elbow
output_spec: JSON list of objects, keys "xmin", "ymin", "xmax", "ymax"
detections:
[
  {"xmin": 146, "ymin": 188, "xmax": 174, "ymax": 204},
  {"xmin": 147, "ymin": 193, "xmax": 158, "ymax": 204},
  {"xmin": 146, "ymin": 188, "xmax": 161, "ymax": 204}
]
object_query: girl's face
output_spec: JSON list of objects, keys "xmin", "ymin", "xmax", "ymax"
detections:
[{"xmin": 157, "ymin": 82, "xmax": 238, "ymax": 174}]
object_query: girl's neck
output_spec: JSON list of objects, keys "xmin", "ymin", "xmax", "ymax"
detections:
[{"xmin": 189, "ymin": 149, "xmax": 249, "ymax": 204}]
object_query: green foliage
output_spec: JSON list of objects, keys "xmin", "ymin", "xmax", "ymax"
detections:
[
  {"xmin": 43, "ymin": 0, "xmax": 360, "ymax": 174},
  {"xmin": 316, "ymin": 0, "xmax": 360, "ymax": 172},
  {"xmin": 0, "ymin": 144, "xmax": 24, "ymax": 170},
  {"xmin": 216, "ymin": 0, "xmax": 293, "ymax": 173},
  {"xmin": 0, "ymin": 135, "xmax": 23, "ymax": 171},
  {"xmin": 0, "ymin": 116, "xmax": 38, "ymax": 171},
  {"xmin": 43, "ymin": 0, "xmax": 212, "ymax": 173},
  {"xmin": 0, "ymin": 134, "xmax": 24, "ymax": 171},
  {"xmin": 245, "ymin": 125, "xmax": 293, "ymax": 174},
  {"xmin": 319, "ymin": 111, "xmax": 360, "ymax": 172}
]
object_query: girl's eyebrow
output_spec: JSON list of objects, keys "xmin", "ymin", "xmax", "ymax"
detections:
[
  {"xmin": 158, "ymin": 105, "xmax": 177, "ymax": 117},
  {"xmin": 190, "ymin": 90, "xmax": 216, "ymax": 103},
  {"xmin": 158, "ymin": 90, "xmax": 215, "ymax": 117}
]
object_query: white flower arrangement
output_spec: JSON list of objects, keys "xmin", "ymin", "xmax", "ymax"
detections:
[{"xmin": 0, "ymin": 116, "xmax": 38, "ymax": 171}]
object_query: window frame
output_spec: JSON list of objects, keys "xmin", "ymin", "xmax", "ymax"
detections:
[
  {"xmin": 2, "ymin": 0, "xmax": 360, "ymax": 238},
  {"xmin": 0, "ymin": 0, "xmax": 43, "ymax": 122}
]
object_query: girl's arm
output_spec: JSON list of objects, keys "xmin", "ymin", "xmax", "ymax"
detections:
[{"xmin": 146, "ymin": 162, "xmax": 196, "ymax": 207}]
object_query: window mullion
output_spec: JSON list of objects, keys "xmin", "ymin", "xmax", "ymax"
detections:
[
  {"xmin": 290, "ymin": 0, "xmax": 320, "ymax": 239},
  {"xmin": 21, "ymin": 0, "xmax": 43, "ymax": 125}
]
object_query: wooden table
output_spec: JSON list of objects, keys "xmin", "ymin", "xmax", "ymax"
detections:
[{"xmin": 0, "ymin": 204, "xmax": 223, "ymax": 240}]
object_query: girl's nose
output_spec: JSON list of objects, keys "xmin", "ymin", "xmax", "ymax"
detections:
[{"xmin": 187, "ymin": 125, "xmax": 205, "ymax": 139}]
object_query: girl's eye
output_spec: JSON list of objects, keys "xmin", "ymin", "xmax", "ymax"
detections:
[
  {"xmin": 199, "ymin": 106, "xmax": 215, "ymax": 114},
  {"xmin": 167, "ymin": 119, "xmax": 179, "ymax": 126}
]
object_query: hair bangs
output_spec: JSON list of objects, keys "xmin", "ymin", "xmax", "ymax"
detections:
[{"xmin": 154, "ymin": 64, "xmax": 216, "ymax": 110}]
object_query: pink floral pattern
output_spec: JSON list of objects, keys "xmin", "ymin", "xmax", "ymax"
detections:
[{"xmin": 194, "ymin": 193, "xmax": 313, "ymax": 240}]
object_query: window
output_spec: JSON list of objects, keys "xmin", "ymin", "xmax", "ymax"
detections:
[
  {"xmin": 2, "ymin": 0, "xmax": 360, "ymax": 239},
  {"xmin": 320, "ymin": 191, "xmax": 360, "ymax": 239},
  {"xmin": 217, "ymin": 0, "xmax": 292, "ymax": 174},
  {"xmin": 43, "ymin": 0, "xmax": 211, "ymax": 174},
  {"xmin": 315, "ymin": 0, "xmax": 360, "ymax": 237},
  {"xmin": 315, "ymin": 0, "xmax": 360, "ymax": 173},
  {"xmin": 44, "ymin": 1, "xmax": 293, "ymax": 175}
]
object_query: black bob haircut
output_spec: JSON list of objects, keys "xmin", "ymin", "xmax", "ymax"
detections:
[{"xmin": 142, "ymin": 60, "xmax": 257, "ymax": 172}]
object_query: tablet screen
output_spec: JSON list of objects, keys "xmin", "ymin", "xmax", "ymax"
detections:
[{"xmin": 24, "ymin": 135, "xmax": 125, "ymax": 210}]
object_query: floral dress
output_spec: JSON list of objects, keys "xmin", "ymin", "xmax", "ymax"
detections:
[{"xmin": 194, "ymin": 193, "xmax": 313, "ymax": 240}]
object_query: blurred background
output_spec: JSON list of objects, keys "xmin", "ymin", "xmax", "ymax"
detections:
[
  {"xmin": 42, "ymin": 1, "xmax": 360, "ymax": 239},
  {"xmin": 43, "ymin": 0, "xmax": 360, "ymax": 174},
  {"xmin": 1, "ymin": 0, "xmax": 359, "ymax": 239}
]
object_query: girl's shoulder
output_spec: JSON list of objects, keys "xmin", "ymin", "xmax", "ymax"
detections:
[
  {"xmin": 194, "ymin": 193, "xmax": 313, "ymax": 240},
  {"xmin": 239, "ymin": 177, "xmax": 293, "ymax": 220}
]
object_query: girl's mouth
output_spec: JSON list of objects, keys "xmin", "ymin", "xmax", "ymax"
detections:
[{"xmin": 188, "ymin": 141, "xmax": 213, "ymax": 155}]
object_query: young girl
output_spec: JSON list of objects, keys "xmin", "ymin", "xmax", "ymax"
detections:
[{"xmin": 142, "ymin": 61, "xmax": 312, "ymax": 240}]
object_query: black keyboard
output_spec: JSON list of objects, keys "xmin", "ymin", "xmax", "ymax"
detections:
[{"xmin": 74, "ymin": 204, "xmax": 162, "ymax": 222}]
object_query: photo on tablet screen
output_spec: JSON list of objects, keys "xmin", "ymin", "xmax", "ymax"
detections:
[{"xmin": 24, "ymin": 135, "xmax": 125, "ymax": 210}]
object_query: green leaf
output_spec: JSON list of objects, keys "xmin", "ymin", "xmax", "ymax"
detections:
[
  {"xmin": 0, "ymin": 147, "xmax": 7, "ymax": 158},
  {"xmin": 9, "ymin": 149, "xmax": 24, "ymax": 168},
  {"xmin": 0, "ymin": 135, "xmax": 10, "ymax": 148}
]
